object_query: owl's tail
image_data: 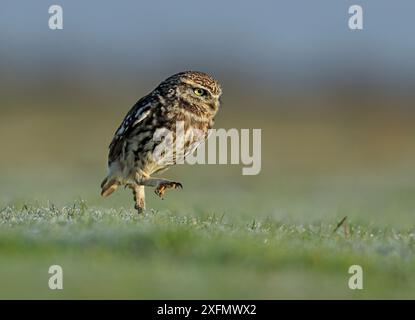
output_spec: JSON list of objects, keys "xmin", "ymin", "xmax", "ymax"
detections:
[{"xmin": 100, "ymin": 176, "xmax": 120, "ymax": 197}]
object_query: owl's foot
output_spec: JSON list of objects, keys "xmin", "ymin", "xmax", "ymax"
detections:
[
  {"xmin": 154, "ymin": 181, "xmax": 183, "ymax": 199},
  {"xmin": 134, "ymin": 199, "xmax": 145, "ymax": 214}
]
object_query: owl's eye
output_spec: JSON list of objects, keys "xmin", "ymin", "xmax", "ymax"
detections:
[{"xmin": 193, "ymin": 88, "xmax": 206, "ymax": 96}]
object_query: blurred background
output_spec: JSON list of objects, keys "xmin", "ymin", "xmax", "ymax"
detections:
[{"xmin": 1, "ymin": 0, "xmax": 415, "ymax": 225}]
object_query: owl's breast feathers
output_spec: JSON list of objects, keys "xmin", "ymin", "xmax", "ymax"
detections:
[{"xmin": 107, "ymin": 93, "xmax": 212, "ymax": 174}]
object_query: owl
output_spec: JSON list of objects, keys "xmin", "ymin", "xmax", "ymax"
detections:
[{"xmin": 101, "ymin": 71, "xmax": 222, "ymax": 213}]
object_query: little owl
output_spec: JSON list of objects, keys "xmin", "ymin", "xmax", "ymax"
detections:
[{"xmin": 101, "ymin": 71, "xmax": 222, "ymax": 213}]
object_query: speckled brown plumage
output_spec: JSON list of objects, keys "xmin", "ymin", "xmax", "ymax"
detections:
[{"xmin": 101, "ymin": 71, "xmax": 222, "ymax": 213}]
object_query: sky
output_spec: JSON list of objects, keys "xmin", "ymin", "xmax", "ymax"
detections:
[{"xmin": 1, "ymin": 0, "xmax": 414, "ymax": 87}]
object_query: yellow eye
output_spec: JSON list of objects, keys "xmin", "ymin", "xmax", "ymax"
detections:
[{"xmin": 193, "ymin": 88, "xmax": 205, "ymax": 96}]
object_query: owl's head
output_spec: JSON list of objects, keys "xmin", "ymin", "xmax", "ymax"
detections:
[{"xmin": 159, "ymin": 71, "xmax": 222, "ymax": 115}]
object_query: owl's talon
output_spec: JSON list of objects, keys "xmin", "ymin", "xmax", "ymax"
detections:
[{"xmin": 154, "ymin": 181, "xmax": 183, "ymax": 198}]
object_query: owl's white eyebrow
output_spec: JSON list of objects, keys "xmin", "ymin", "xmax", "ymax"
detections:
[{"xmin": 182, "ymin": 79, "xmax": 208, "ymax": 90}]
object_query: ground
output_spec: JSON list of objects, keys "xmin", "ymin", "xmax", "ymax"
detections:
[
  {"xmin": 0, "ymin": 98, "xmax": 414, "ymax": 299},
  {"xmin": 0, "ymin": 171, "xmax": 414, "ymax": 299}
]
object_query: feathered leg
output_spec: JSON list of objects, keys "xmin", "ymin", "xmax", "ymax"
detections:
[
  {"xmin": 129, "ymin": 184, "xmax": 145, "ymax": 213},
  {"xmin": 136, "ymin": 178, "xmax": 183, "ymax": 199}
]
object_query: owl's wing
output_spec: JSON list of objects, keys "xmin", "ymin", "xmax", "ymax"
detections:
[{"xmin": 107, "ymin": 96, "xmax": 153, "ymax": 164}]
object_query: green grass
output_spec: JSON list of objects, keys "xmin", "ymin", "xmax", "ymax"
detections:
[
  {"xmin": 1, "ymin": 104, "xmax": 415, "ymax": 299},
  {"xmin": 0, "ymin": 200, "xmax": 414, "ymax": 299}
]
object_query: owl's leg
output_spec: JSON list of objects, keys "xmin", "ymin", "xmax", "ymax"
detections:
[
  {"xmin": 137, "ymin": 178, "xmax": 182, "ymax": 199},
  {"xmin": 129, "ymin": 184, "xmax": 145, "ymax": 213}
]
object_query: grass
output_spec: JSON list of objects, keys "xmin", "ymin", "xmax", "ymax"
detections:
[
  {"xmin": 1, "ymin": 100, "xmax": 415, "ymax": 299},
  {"xmin": 0, "ymin": 200, "xmax": 414, "ymax": 299}
]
